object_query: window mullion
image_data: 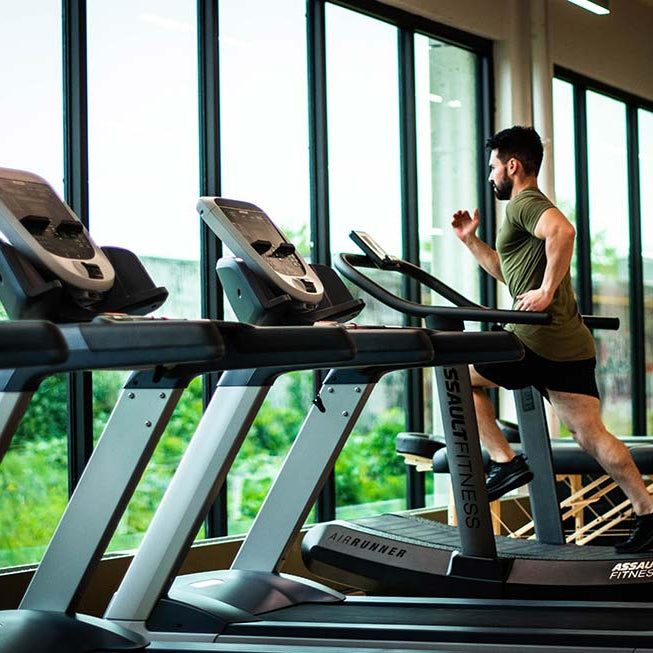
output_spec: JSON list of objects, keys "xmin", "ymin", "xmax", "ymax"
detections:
[
  {"xmin": 198, "ymin": 0, "xmax": 227, "ymax": 538},
  {"xmin": 478, "ymin": 54, "xmax": 496, "ymax": 309},
  {"xmin": 573, "ymin": 84, "xmax": 593, "ymax": 315},
  {"xmin": 307, "ymin": 0, "xmax": 336, "ymax": 522},
  {"xmin": 62, "ymin": 0, "xmax": 93, "ymax": 496},
  {"xmin": 398, "ymin": 27, "xmax": 425, "ymax": 509},
  {"xmin": 627, "ymin": 106, "xmax": 646, "ymax": 435}
]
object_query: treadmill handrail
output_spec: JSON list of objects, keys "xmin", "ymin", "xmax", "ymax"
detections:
[
  {"xmin": 0, "ymin": 319, "xmax": 226, "ymax": 392},
  {"xmin": 336, "ymin": 253, "xmax": 550, "ymax": 326},
  {"xmin": 0, "ymin": 321, "xmax": 363, "ymax": 393},
  {"xmin": 0, "ymin": 321, "xmax": 68, "ymax": 367},
  {"xmin": 582, "ymin": 315, "xmax": 620, "ymax": 330},
  {"xmin": 337, "ymin": 253, "xmax": 620, "ymax": 331}
]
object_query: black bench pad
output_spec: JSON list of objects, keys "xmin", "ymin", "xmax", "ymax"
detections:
[{"xmin": 396, "ymin": 432, "xmax": 653, "ymax": 475}]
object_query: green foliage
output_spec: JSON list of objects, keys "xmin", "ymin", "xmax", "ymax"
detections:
[
  {"xmin": 0, "ymin": 435, "xmax": 68, "ymax": 567},
  {"xmin": 282, "ymin": 222, "xmax": 310, "ymax": 258},
  {"xmin": 92, "ymin": 371, "xmax": 130, "ymax": 440},
  {"xmin": 1, "ymin": 369, "xmax": 409, "ymax": 564},
  {"xmin": 590, "ymin": 229, "xmax": 619, "ymax": 279},
  {"xmin": 227, "ymin": 372, "xmax": 313, "ymax": 531},
  {"xmin": 335, "ymin": 407, "xmax": 406, "ymax": 506},
  {"xmin": 15, "ymin": 375, "xmax": 68, "ymax": 442}
]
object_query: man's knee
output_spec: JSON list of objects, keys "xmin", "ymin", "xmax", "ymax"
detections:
[
  {"xmin": 567, "ymin": 416, "xmax": 619, "ymax": 460},
  {"xmin": 550, "ymin": 392, "xmax": 604, "ymax": 436},
  {"xmin": 469, "ymin": 365, "xmax": 497, "ymax": 389}
]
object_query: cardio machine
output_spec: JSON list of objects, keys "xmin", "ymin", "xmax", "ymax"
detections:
[
  {"xmin": 104, "ymin": 198, "xmax": 653, "ymax": 653},
  {"xmin": 0, "ymin": 169, "xmax": 361, "ymax": 653},
  {"xmin": 301, "ymin": 230, "xmax": 653, "ymax": 603},
  {"xmin": 4, "ymin": 186, "xmax": 652, "ymax": 651}
]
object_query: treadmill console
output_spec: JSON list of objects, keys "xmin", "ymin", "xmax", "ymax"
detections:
[
  {"xmin": 349, "ymin": 230, "xmax": 398, "ymax": 269},
  {"xmin": 0, "ymin": 167, "xmax": 114, "ymax": 292},
  {"xmin": 197, "ymin": 197, "xmax": 324, "ymax": 305}
]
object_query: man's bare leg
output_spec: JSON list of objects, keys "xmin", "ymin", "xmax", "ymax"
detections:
[
  {"xmin": 469, "ymin": 365, "xmax": 516, "ymax": 463},
  {"xmin": 548, "ymin": 390, "xmax": 653, "ymax": 517}
]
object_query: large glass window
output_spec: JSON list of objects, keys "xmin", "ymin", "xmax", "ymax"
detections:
[
  {"xmin": 640, "ymin": 109, "xmax": 653, "ymax": 433},
  {"xmin": 326, "ymin": 4, "xmax": 407, "ymax": 518},
  {"xmin": 0, "ymin": 0, "xmax": 495, "ymax": 566},
  {"xmin": 0, "ymin": 0, "xmax": 66, "ymax": 567},
  {"xmin": 219, "ymin": 0, "xmax": 310, "ymax": 252},
  {"xmin": 87, "ymin": 1, "xmax": 200, "ymax": 273},
  {"xmin": 0, "ymin": 1, "xmax": 63, "ymax": 189},
  {"xmin": 218, "ymin": 0, "xmax": 313, "ymax": 534},
  {"xmin": 414, "ymin": 35, "xmax": 482, "ymax": 506},
  {"xmin": 552, "ymin": 78, "xmax": 579, "ymax": 285},
  {"xmin": 87, "ymin": 0, "xmax": 202, "ymax": 552},
  {"xmin": 554, "ymin": 71, "xmax": 653, "ymax": 440},
  {"xmin": 415, "ymin": 35, "xmax": 481, "ymax": 304},
  {"xmin": 586, "ymin": 91, "xmax": 632, "ymax": 434}
]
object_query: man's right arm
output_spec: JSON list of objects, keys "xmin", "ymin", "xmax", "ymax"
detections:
[
  {"xmin": 451, "ymin": 209, "xmax": 505, "ymax": 283},
  {"xmin": 464, "ymin": 236, "xmax": 505, "ymax": 283}
]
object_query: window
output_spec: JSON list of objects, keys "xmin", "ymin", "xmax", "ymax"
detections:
[
  {"xmin": 219, "ymin": 0, "xmax": 310, "ymax": 253},
  {"xmin": 0, "ymin": 0, "xmax": 65, "ymax": 567},
  {"xmin": 415, "ymin": 34, "xmax": 484, "ymax": 506},
  {"xmin": 554, "ymin": 68, "xmax": 653, "ymax": 436},
  {"xmin": 552, "ymin": 78, "xmax": 579, "ymax": 285},
  {"xmin": 416, "ymin": 35, "xmax": 481, "ymax": 303},
  {"xmin": 0, "ymin": 1, "xmax": 494, "ymax": 566},
  {"xmin": 586, "ymin": 91, "xmax": 631, "ymax": 433},
  {"xmin": 218, "ymin": 0, "xmax": 312, "ymax": 534},
  {"xmin": 326, "ymin": 5, "xmax": 407, "ymax": 517},
  {"xmin": 0, "ymin": 1, "xmax": 63, "ymax": 189},
  {"xmin": 86, "ymin": 0, "xmax": 201, "ymax": 551}
]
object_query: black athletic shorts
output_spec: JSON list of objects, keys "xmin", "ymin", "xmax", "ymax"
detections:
[{"xmin": 473, "ymin": 343, "xmax": 600, "ymax": 399}]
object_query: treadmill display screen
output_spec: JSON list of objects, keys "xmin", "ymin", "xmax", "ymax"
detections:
[
  {"xmin": 0, "ymin": 178, "xmax": 96, "ymax": 259},
  {"xmin": 222, "ymin": 206, "xmax": 307, "ymax": 277}
]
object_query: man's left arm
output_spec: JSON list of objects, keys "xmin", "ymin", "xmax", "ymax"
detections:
[{"xmin": 514, "ymin": 207, "xmax": 575, "ymax": 312}]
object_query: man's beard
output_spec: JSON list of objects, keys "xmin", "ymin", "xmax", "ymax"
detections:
[{"xmin": 491, "ymin": 174, "xmax": 513, "ymax": 200}]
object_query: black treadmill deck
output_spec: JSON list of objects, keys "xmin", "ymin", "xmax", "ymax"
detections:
[
  {"xmin": 355, "ymin": 513, "xmax": 636, "ymax": 561},
  {"xmin": 302, "ymin": 513, "xmax": 653, "ymax": 601}
]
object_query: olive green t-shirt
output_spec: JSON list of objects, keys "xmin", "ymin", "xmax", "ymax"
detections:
[{"xmin": 497, "ymin": 187, "xmax": 595, "ymax": 361}]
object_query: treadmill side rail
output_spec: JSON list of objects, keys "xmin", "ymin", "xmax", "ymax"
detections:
[
  {"xmin": 20, "ymin": 386, "xmax": 185, "ymax": 613},
  {"xmin": 0, "ymin": 390, "xmax": 34, "ymax": 463},
  {"xmin": 106, "ymin": 385, "xmax": 269, "ymax": 623},
  {"xmin": 231, "ymin": 379, "xmax": 375, "ymax": 574}
]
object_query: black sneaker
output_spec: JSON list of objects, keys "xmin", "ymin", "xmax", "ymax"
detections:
[
  {"xmin": 615, "ymin": 513, "xmax": 653, "ymax": 554},
  {"xmin": 486, "ymin": 454, "xmax": 533, "ymax": 502}
]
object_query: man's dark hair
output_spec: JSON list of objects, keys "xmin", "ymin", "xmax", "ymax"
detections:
[{"xmin": 486, "ymin": 126, "xmax": 543, "ymax": 175}]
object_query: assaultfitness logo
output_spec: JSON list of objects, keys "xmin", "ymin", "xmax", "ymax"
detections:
[{"xmin": 609, "ymin": 560, "xmax": 653, "ymax": 580}]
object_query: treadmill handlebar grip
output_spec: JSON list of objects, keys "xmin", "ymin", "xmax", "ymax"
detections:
[
  {"xmin": 429, "ymin": 330, "xmax": 524, "ymax": 365},
  {"xmin": 0, "ymin": 320, "xmax": 68, "ymax": 367},
  {"xmin": 215, "ymin": 323, "xmax": 356, "ymax": 367},
  {"xmin": 76, "ymin": 320, "xmax": 225, "ymax": 364},
  {"xmin": 582, "ymin": 315, "xmax": 620, "ymax": 330},
  {"xmin": 336, "ymin": 253, "xmax": 550, "ymax": 326},
  {"xmin": 342, "ymin": 328, "xmax": 434, "ymax": 366}
]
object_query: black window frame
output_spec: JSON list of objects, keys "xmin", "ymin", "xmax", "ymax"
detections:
[
  {"xmin": 555, "ymin": 65, "xmax": 653, "ymax": 436},
  {"xmin": 55, "ymin": 0, "xmax": 493, "ymax": 538}
]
